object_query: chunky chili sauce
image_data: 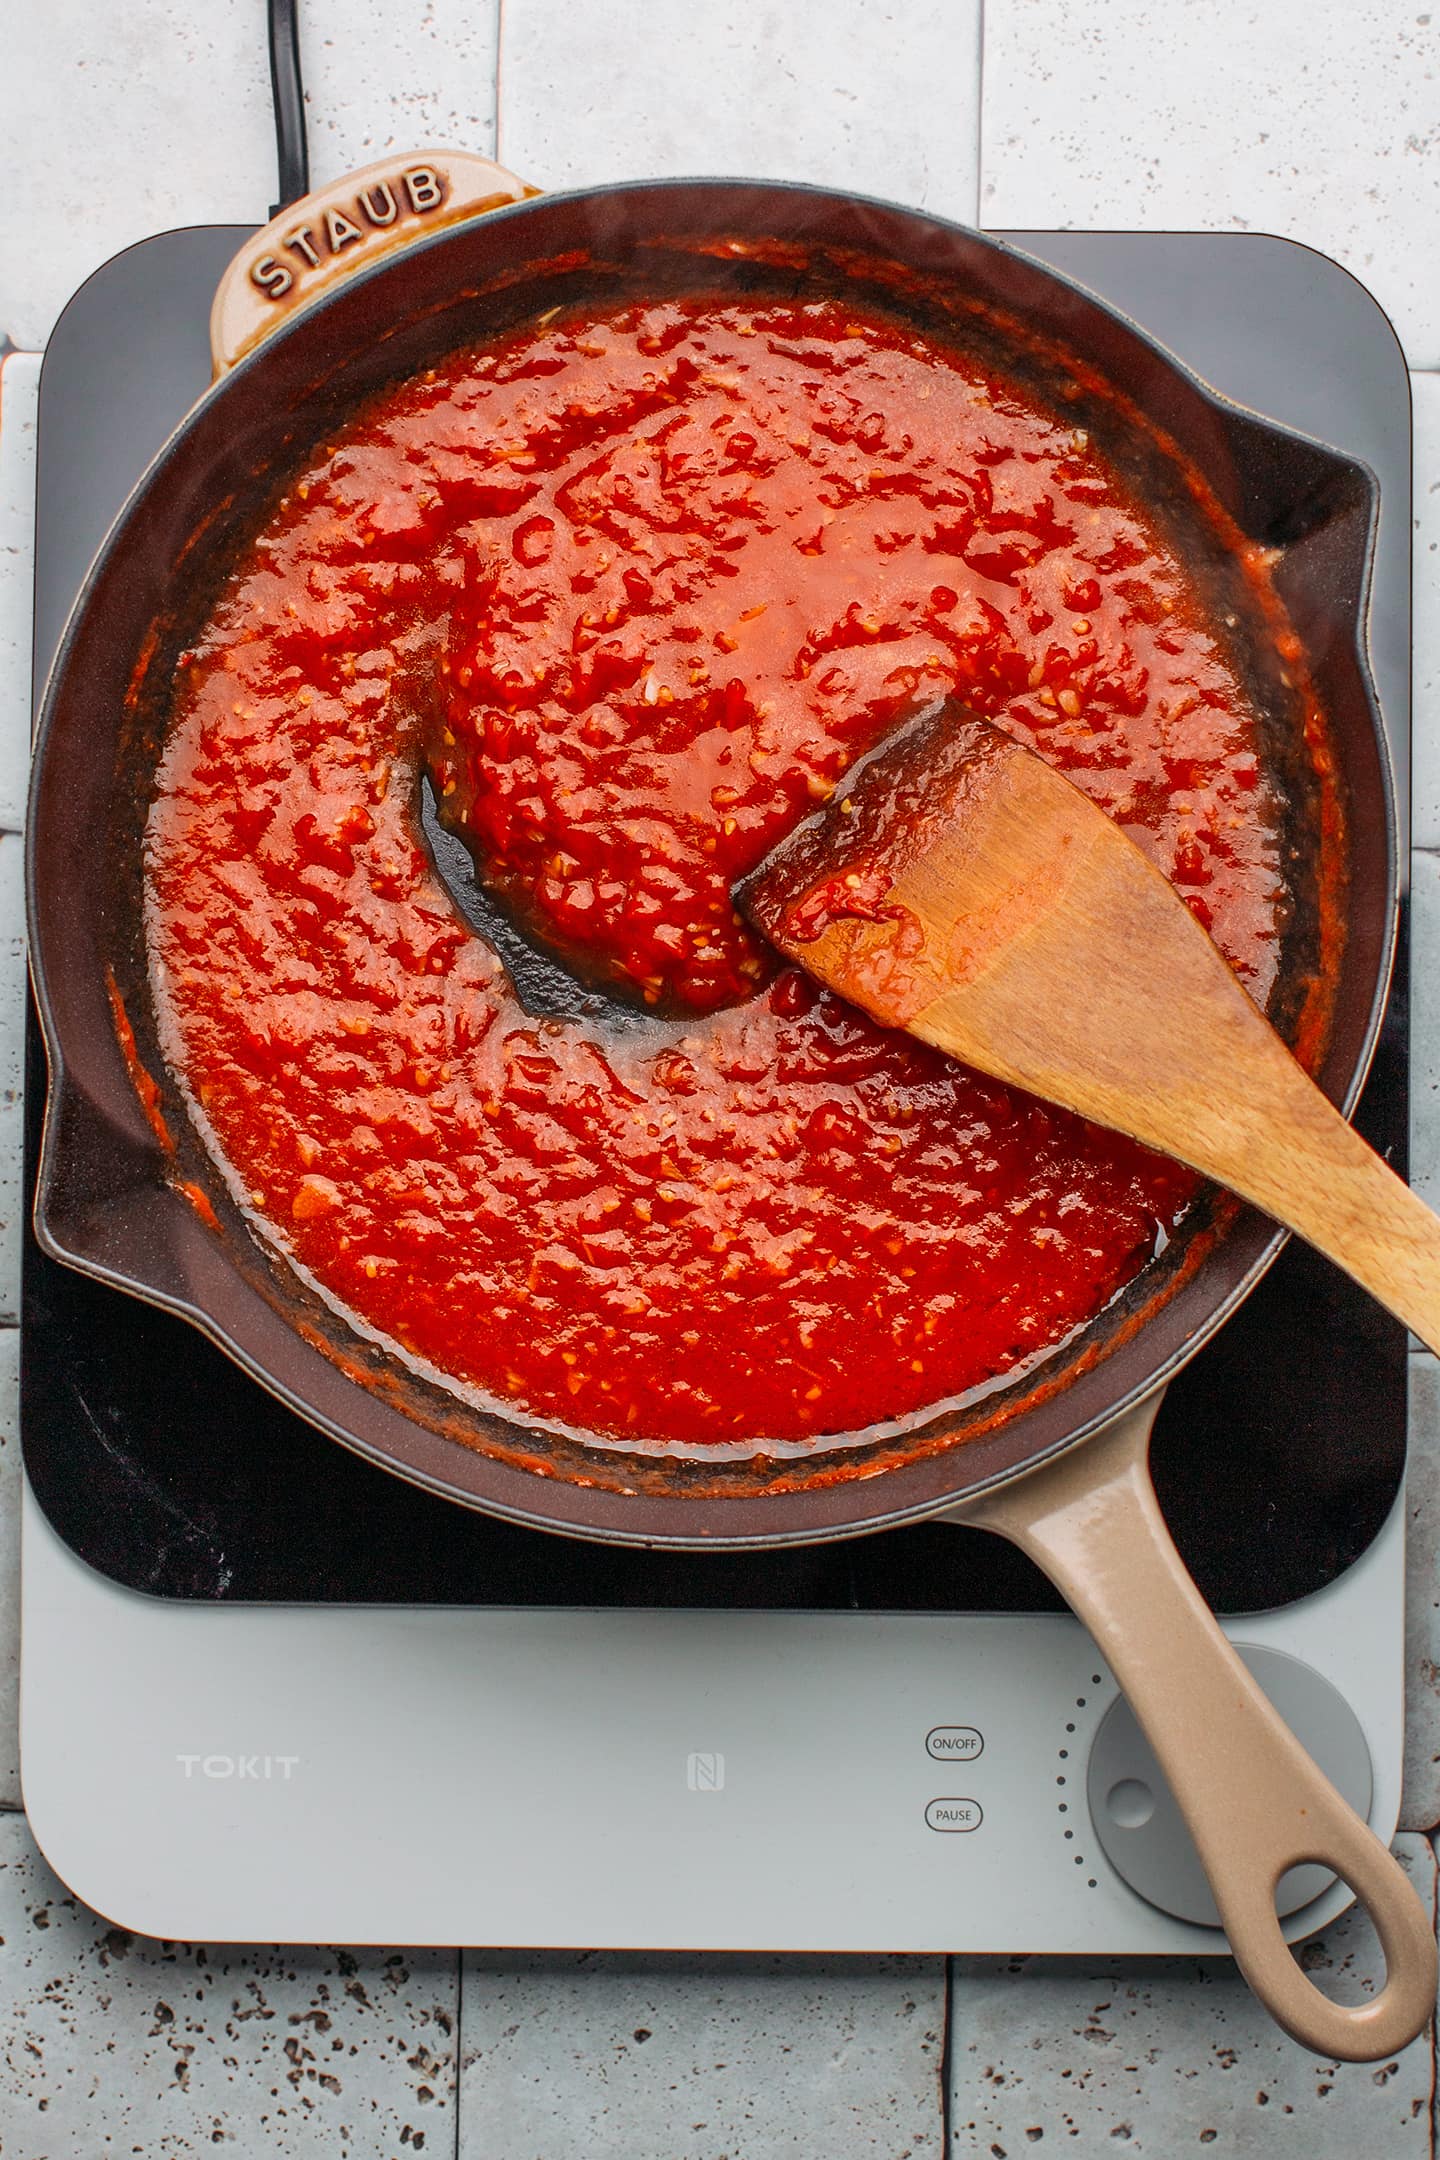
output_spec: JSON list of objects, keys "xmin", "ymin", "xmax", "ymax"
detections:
[{"xmin": 146, "ymin": 296, "xmax": 1308, "ymax": 1451}]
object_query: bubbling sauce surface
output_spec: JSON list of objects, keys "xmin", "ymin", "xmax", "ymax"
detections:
[{"xmin": 145, "ymin": 295, "xmax": 1316, "ymax": 1451}]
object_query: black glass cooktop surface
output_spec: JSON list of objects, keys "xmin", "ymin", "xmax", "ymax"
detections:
[{"xmin": 22, "ymin": 225, "xmax": 1412, "ymax": 1613}]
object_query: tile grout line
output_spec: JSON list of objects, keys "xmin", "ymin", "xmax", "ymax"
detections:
[
  {"xmin": 1427, "ymin": 1842, "xmax": 1439, "ymax": 2158},
  {"xmin": 493, "ymin": 0, "xmax": 506, "ymax": 167},
  {"xmin": 940, "ymin": 1952, "xmax": 954, "ymax": 2155},
  {"xmin": 452, "ymin": 1946, "xmax": 464, "ymax": 2160},
  {"xmin": 973, "ymin": 0, "xmax": 986, "ymax": 230}
]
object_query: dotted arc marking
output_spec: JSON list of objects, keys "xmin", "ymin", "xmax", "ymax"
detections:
[{"xmin": 1059, "ymin": 1677, "xmax": 1109, "ymax": 1891}]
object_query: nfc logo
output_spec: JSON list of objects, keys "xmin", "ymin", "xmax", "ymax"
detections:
[{"xmin": 686, "ymin": 1751, "xmax": 726, "ymax": 1792}]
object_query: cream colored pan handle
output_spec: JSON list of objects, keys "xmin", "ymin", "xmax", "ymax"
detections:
[
  {"xmin": 209, "ymin": 150, "xmax": 539, "ymax": 376},
  {"xmin": 949, "ymin": 1395, "xmax": 1436, "ymax": 2060}
]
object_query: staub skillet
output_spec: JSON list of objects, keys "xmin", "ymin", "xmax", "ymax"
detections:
[{"xmin": 26, "ymin": 152, "xmax": 1434, "ymax": 2052}]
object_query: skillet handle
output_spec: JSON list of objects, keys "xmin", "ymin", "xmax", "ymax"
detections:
[
  {"xmin": 950, "ymin": 1396, "xmax": 1436, "ymax": 2061},
  {"xmin": 209, "ymin": 150, "xmax": 538, "ymax": 376}
]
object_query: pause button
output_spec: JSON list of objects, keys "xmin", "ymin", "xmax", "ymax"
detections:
[{"xmin": 925, "ymin": 1797, "xmax": 983, "ymax": 1833}]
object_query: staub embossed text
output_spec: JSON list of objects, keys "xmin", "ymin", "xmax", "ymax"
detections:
[{"xmin": 248, "ymin": 166, "xmax": 447, "ymax": 300}]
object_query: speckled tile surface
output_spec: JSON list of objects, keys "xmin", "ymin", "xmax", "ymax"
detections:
[
  {"xmin": 301, "ymin": 0, "xmax": 498, "ymax": 187},
  {"xmin": 459, "ymin": 1949, "xmax": 946, "ymax": 2158},
  {"xmin": 1405, "ymin": 1353, "xmax": 1440, "ymax": 1834},
  {"xmin": 1414, "ymin": 850, "xmax": 1440, "ymax": 1220},
  {"xmin": 6, "ymin": 0, "xmax": 275, "ymax": 352},
  {"xmin": 948, "ymin": 1836, "xmax": 1436, "ymax": 2157},
  {"xmin": 1416, "ymin": 373, "xmax": 1440, "ymax": 849},
  {"xmin": 4, "ymin": 1, "xmax": 501, "ymax": 353},
  {"xmin": 0, "ymin": 356, "xmax": 37, "ymax": 834},
  {"xmin": 981, "ymin": 1, "xmax": 1440, "ymax": 370},
  {"xmin": 0, "ymin": 1812, "xmax": 460, "ymax": 2159},
  {"xmin": 0, "ymin": 1331, "xmax": 18, "ymax": 1814},
  {"xmin": 0, "ymin": 367, "xmax": 31, "ymax": 1782},
  {"xmin": 0, "ymin": 837, "xmax": 24, "ymax": 1331},
  {"xmin": 497, "ymin": 0, "xmax": 981, "ymax": 219}
]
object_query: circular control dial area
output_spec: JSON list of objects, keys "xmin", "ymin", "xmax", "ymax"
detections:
[{"xmin": 1086, "ymin": 1644, "xmax": 1373, "ymax": 1926}]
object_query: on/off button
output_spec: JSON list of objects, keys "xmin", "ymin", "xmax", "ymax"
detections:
[
  {"xmin": 926, "ymin": 1797, "xmax": 983, "ymax": 1833},
  {"xmin": 926, "ymin": 1725, "xmax": 984, "ymax": 1762}
]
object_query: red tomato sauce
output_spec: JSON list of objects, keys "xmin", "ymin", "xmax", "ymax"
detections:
[{"xmin": 145, "ymin": 296, "xmax": 1316, "ymax": 1452}]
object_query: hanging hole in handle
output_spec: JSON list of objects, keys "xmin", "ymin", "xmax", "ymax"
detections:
[
  {"xmin": 1234, "ymin": 1847, "xmax": 1437, "ymax": 2059},
  {"xmin": 1285, "ymin": 1868, "xmax": 1421, "ymax": 2016},
  {"xmin": 1288, "ymin": 1874, "xmax": 1374, "ymax": 2007},
  {"xmin": 1220, "ymin": 1844, "xmax": 1435, "ymax": 2058}
]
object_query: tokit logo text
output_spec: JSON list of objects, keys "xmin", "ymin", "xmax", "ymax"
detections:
[{"xmin": 176, "ymin": 1753, "xmax": 301, "ymax": 1781}]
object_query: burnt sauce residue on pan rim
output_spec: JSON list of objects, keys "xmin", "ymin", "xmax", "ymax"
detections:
[{"xmin": 107, "ymin": 238, "xmax": 1345, "ymax": 1493}]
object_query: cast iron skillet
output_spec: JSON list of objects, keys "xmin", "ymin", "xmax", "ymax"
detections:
[{"xmin": 25, "ymin": 154, "xmax": 1430, "ymax": 2054}]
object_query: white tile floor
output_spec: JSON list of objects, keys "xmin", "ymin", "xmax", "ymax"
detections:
[
  {"xmin": 949, "ymin": 1838, "xmax": 1438, "ymax": 2159},
  {"xmin": 0, "ymin": 361, "xmax": 37, "ymax": 837},
  {"xmin": 5, "ymin": 2, "xmax": 1440, "ymax": 2152},
  {"xmin": 458, "ymin": 1951, "xmax": 948, "ymax": 2158},
  {"xmin": 496, "ymin": 0, "xmax": 982, "ymax": 221},
  {"xmin": 3, "ymin": 1, "xmax": 506, "ymax": 353},
  {"xmin": 1406, "ymin": 1355, "xmax": 1440, "ymax": 1830},
  {"xmin": 1415, "ymin": 376, "xmax": 1440, "ymax": 847},
  {"xmin": 980, "ymin": 1, "xmax": 1440, "ymax": 370},
  {"xmin": 0, "ymin": 1814, "xmax": 460, "ymax": 2154}
]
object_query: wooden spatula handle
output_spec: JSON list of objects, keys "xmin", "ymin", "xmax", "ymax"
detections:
[
  {"xmin": 1199, "ymin": 1027, "xmax": 1440, "ymax": 1354},
  {"xmin": 952, "ymin": 1395, "xmax": 1437, "ymax": 2061},
  {"xmin": 899, "ymin": 762, "xmax": 1440, "ymax": 1352},
  {"xmin": 750, "ymin": 707, "xmax": 1432, "ymax": 1351}
]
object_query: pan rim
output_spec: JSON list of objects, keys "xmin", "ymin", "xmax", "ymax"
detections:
[{"xmin": 24, "ymin": 180, "xmax": 1398, "ymax": 1548}]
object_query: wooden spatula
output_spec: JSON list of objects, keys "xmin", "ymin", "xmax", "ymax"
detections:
[{"xmin": 740, "ymin": 696, "xmax": 1440, "ymax": 1354}]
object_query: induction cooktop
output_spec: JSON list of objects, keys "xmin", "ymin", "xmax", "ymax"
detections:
[{"xmin": 16, "ymin": 222, "xmax": 1414, "ymax": 1951}]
